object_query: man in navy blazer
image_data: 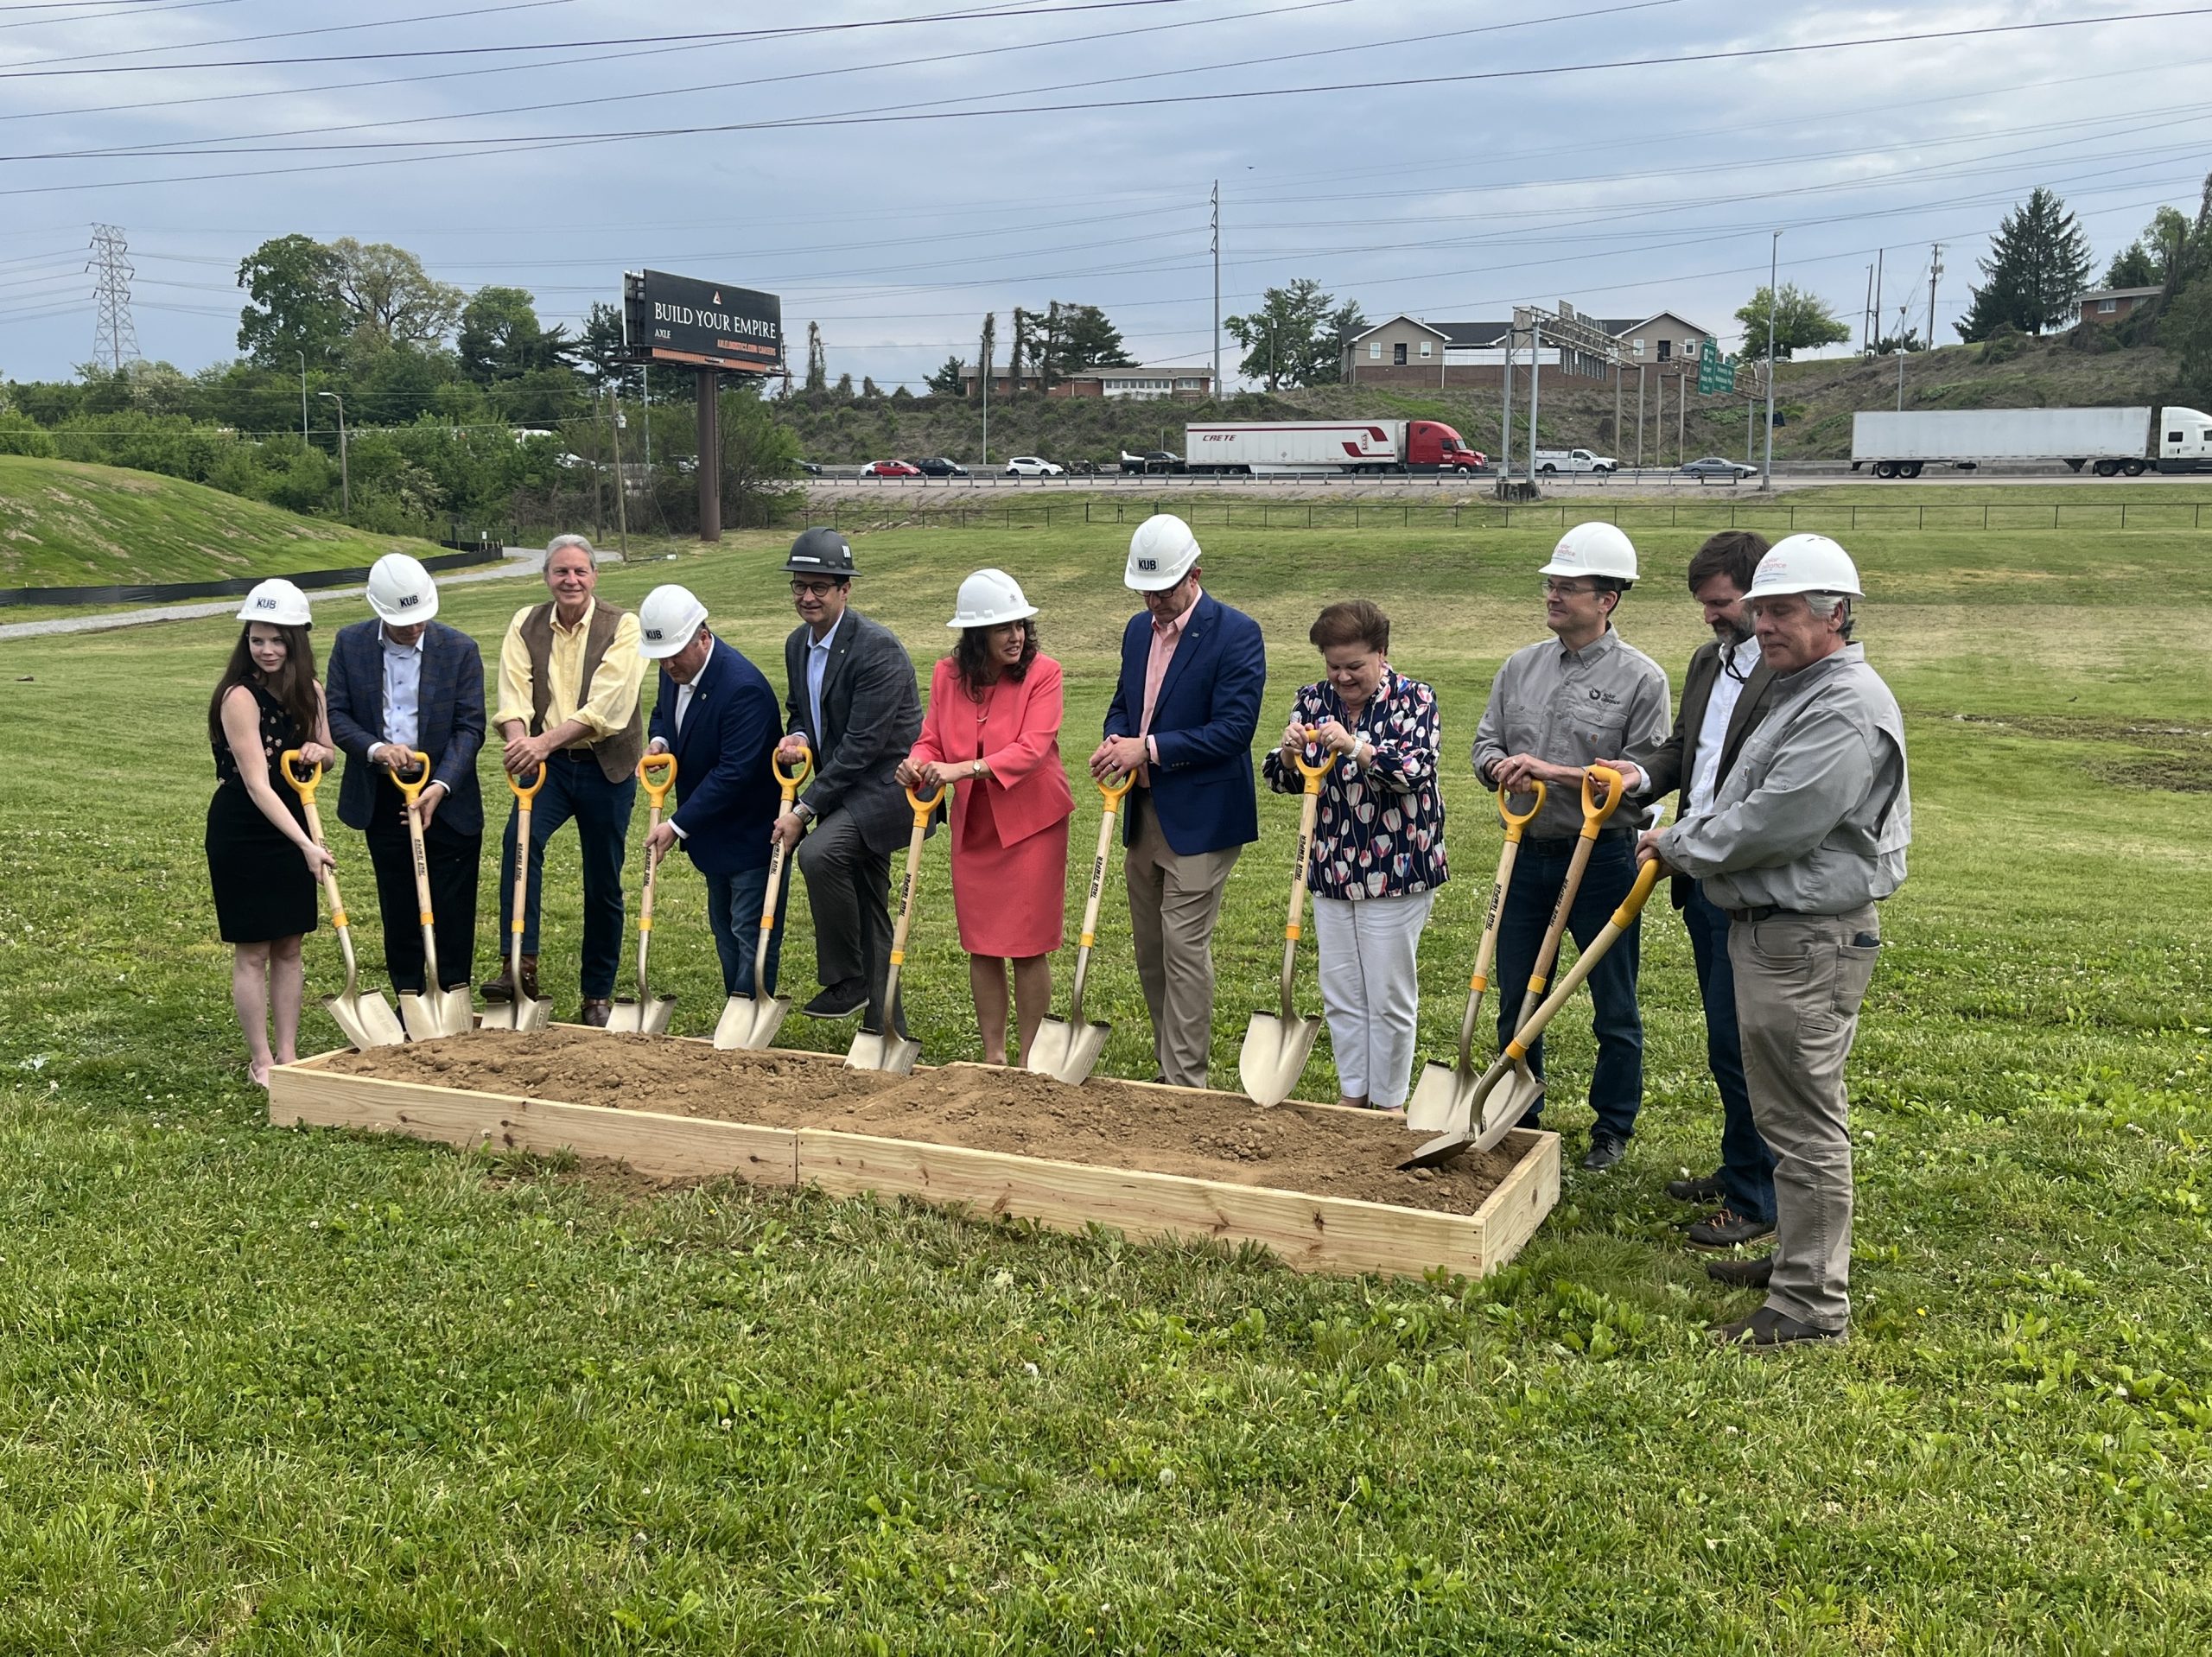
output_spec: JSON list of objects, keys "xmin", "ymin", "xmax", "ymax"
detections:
[
  {"xmin": 1090, "ymin": 514, "xmax": 1264, "ymax": 1088},
  {"xmin": 323, "ymin": 554, "xmax": 486, "ymax": 996},
  {"xmin": 638, "ymin": 586, "xmax": 785, "ymax": 1000}
]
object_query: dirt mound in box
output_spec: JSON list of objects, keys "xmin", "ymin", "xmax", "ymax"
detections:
[{"xmin": 327, "ymin": 1029, "xmax": 1523, "ymax": 1216}]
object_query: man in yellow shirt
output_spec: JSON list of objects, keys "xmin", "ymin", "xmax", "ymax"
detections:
[{"xmin": 486, "ymin": 534, "xmax": 646, "ymax": 1025}]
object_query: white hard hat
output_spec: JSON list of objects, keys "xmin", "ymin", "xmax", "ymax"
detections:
[
  {"xmin": 1125, "ymin": 512, "xmax": 1201, "ymax": 592},
  {"xmin": 636, "ymin": 584, "xmax": 709, "ymax": 660},
  {"xmin": 1747, "ymin": 534, "xmax": 1863, "ymax": 600},
  {"xmin": 1538, "ymin": 521, "xmax": 1638, "ymax": 582},
  {"xmin": 236, "ymin": 578, "xmax": 311, "ymax": 627},
  {"xmin": 365, "ymin": 552, "xmax": 439, "ymax": 624},
  {"xmin": 946, "ymin": 568, "xmax": 1038, "ymax": 630}
]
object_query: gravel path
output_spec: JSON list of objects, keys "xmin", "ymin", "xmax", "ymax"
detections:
[{"xmin": 0, "ymin": 552, "xmax": 548, "ymax": 641}]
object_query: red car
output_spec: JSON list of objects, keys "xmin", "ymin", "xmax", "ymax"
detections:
[{"xmin": 861, "ymin": 459, "xmax": 922, "ymax": 479}]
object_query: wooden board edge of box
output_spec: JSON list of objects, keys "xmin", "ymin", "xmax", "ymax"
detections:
[{"xmin": 270, "ymin": 1051, "xmax": 1558, "ymax": 1279}]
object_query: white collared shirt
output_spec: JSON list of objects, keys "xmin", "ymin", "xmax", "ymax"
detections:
[
  {"xmin": 1686, "ymin": 633, "xmax": 1763, "ymax": 819},
  {"xmin": 379, "ymin": 623, "xmax": 425, "ymax": 748},
  {"xmin": 805, "ymin": 612, "xmax": 844, "ymax": 738}
]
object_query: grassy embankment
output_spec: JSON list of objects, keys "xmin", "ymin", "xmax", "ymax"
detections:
[{"xmin": 0, "ymin": 516, "xmax": 2208, "ymax": 1650}]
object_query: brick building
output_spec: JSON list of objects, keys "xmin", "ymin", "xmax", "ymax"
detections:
[{"xmin": 955, "ymin": 362, "xmax": 1216, "ymax": 399}]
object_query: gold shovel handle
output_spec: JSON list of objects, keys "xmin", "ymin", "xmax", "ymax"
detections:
[
  {"xmin": 638, "ymin": 752, "xmax": 677, "ymax": 809},
  {"xmin": 385, "ymin": 750, "xmax": 434, "ymax": 806},
  {"xmin": 278, "ymin": 748, "xmax": 321, "ymax": 802}
]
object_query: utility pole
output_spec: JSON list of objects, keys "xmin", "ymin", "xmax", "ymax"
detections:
[
  {"xmin": 605, "ymin": 382, "xmax": 629, "ymax": 562},
  {"xmin": 1896, "ymin": 305, "xmax": 1910, "ymax": 410},
  {"xmin": 1498, "ymin": 324, "xmax": 1515, "ymax": 479},
  {"xmin": 316, "ymin": 390, "xmax": 350, "ymax": 516},
  {"xmin": 1927, "ymin": 243, "xmax": 1943, "ymax": 353},
  {"xmin": 88, "ymin": 224, "xmax": 139, "ymax": 375},
  {"xmin": 1677, "ymin": 372, "xmax": 1686, "ymax": 467},
  {"xmin": 1210, "ymin": 180, "xmax": 1221, "ymax": 395},
  {"xmin": 1636, "ymin": 363, "xmax": 1645, "ymax": 469},
  {"xmin": 296, "ymin": 351, "xmax": 309, "ymax": 448},
  {"xmin": 1862, "ymin": 264, "xmax": 1874, "ymax": 352},
  {"xmin": 1762, "ymin": 229, "xmax": 1778, "ymax": 492},
  {"xmin": 1872, "ymin": 248, "xmax": 1885, "ymax": 347}
]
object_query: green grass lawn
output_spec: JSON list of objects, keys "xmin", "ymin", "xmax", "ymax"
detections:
[
  {"xmin": 0, "ymin": 454, "xmax": 453, "ymax": 591},
  {"xmin": 2, "ymin": 516, "xmax": 2209, "ymax": 1652}
]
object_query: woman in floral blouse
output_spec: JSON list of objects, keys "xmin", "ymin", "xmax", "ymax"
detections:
[{"xmin": 1262, "ymin": 600, "xmax": 1446, "ymax": 1112}]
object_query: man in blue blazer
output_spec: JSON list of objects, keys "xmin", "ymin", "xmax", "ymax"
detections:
[
  {"xmin": 324, "ymin": 554, "xmax": 486, "ymax": 996},
  {"xmin": 1090, "ymin": 514, "xmax": 1265, "ymax": 1088},
  {"xmin": 639, "ymin": 585, "xmax": 785, "ymax": 1000}
]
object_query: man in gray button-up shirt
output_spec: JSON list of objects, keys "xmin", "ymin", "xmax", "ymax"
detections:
[
  {"xmin": 1470, "ymin": 523, "xmax": 1671, "ymax": 1171},
  {"xmin": 1642, "ymin": 534, "xmax": 1910, "ymax": 1349}
]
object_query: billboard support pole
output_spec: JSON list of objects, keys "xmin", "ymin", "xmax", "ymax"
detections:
[{"xmin": 697, "ymin": 368, "xmax": 721, "ymax": 543}]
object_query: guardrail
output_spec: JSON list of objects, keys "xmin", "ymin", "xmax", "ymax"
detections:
[{"xmin": 768, "ymin": 498, "xmax": 2212, "ymax": 535}]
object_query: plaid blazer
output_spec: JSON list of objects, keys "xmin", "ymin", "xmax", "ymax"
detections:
[{"xmin": 324, "ymin": 617, "xmax": 488, "ymax": 835}]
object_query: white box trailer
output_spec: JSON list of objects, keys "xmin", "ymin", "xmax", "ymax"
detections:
[
  {"xmin": 1183, "ymin": 419, "xmax": 1483, "ymax": 475},
  {"xmin": 1850, "ymin": 406, "xmax": 2212, "ymax": 477}
]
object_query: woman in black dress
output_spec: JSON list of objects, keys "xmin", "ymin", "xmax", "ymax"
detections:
[{"xmin": 207, "ymin": 580, "xmax": 335, "ymax": 1086}]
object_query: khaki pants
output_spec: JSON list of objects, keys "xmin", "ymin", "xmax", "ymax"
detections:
[
  {"xmin": 1124, "ymin": 790, "xmax": 1240, "ymax": 1089},
  {"xmin": 1729, "ymin": 906, "xmax": 1881, "ymax": 1331}
]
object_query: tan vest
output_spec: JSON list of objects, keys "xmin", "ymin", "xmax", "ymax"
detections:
[{"xmin": 518, "ymin": 600, "xmax": 645, "ymax": 783}]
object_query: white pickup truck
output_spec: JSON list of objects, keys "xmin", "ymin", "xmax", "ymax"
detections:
[{"xmin": 1531, "ymin": 448, "xmax": 1618, "ymax": 474}]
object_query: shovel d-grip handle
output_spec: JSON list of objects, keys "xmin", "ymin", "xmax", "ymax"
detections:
[
  {"xmin": 1580, "ymin": 765, "xmax": 1625, "ymax": 835},
  {"xmin": 385, "ymin": 750, "xmax": 434, "ymax": 805},
  {"xmin": 1497, "ymin": 778, "xmax": 1545, "ymax": 839},
  {"xmin": 905, "ymin": 780, "xmax": 946, "ymax": 826},
  {"xmin": 506, "ymin": 761, "xmax": 545, "ymax": 805},
  {"xmin": 774, "ymin": 743, "xmax": 815, "ymax": 800},
  {"xmin": 637, "ymin": 752, "xmax": 677, "ymax": 809},
  {"xmin": 1293, "ymin": 726, "xmax": 1333, "ymax": 791},
  {"xmin": 278, "ymin": 748, "xmax": 321, "ymax": 802},
  {"xmin": 1096, "ymin": 770, "xmax": 1136, "ymax": 809}
]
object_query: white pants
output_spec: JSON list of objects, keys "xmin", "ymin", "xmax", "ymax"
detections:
[{"xmin": 1313, "ymin": 890, "xmax": 1436, "ymax": 1107}]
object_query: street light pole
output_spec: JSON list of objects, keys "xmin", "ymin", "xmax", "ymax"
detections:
[
  {"xmin": 316, "ymin": 390, "xmax": 349, "ymax": 516},
  {"xmin": 1761, "ymin": 230, "xmax": 1779, "ymax": 492},
  {"xmin": 296, "ymin": 351, "xmax": 308, "ymax": 448}
]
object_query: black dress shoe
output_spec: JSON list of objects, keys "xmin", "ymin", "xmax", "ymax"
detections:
[
  {"xmin": 1580, "ymin": 1131, "xmax": 1627, "ymax": 1172},
  {"xmin": 1712, "ymin": 1305, "xmax": 1845, "ymax": 1348},
  {"xmin": 1705, "ymin": 1254, "xmax": 1775, "ymax": 1287},
  {"xmin": 1667, "ymin": 1171, "xmax": 1724, "ymax": 1203},
  {"xmin": 803, "ymin": 979, "xmax": 869, "ymax": 1019},
  {"xmin": 578, "ymin": 999, "xmax": 612, "ymax": 1028},
  {"xmin": 1687, "ymin": 1207, "xmax": 1777, "ymax": 1248}
]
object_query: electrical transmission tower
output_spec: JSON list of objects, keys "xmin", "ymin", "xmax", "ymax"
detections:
[{"xmin": 88, "ymin": 224, "xmax": 140, "ymax": 373}]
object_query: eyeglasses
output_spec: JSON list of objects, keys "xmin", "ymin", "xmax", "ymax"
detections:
[
  {"xmin": 789, "ymin": 580, "xmax": 840, "ymax": 598},
  {"xmin": 1541, "ymin": 579, "xmax": 1597, "ymax": 598}
]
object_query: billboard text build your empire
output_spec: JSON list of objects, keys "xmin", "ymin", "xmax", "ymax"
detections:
[{"xmin": 623, "ymin": 270, "xmax": 783, "ymax": 374}]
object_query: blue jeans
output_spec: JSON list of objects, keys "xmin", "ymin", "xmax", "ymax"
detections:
[
  {"xmin": 1493, "ymin": 833, "xmax": 1645, "ymax": 1140},
  {"xmin": 1685, "ymin": 880, "xmax": 1777, "ymax": 1224},
  {"xmin": 499, "ymin": 750, "xmax": 638, "ymax": 1000},
  {"xmin": 703, "ymin": 860, "xmax": 790, "ymax": 999}
]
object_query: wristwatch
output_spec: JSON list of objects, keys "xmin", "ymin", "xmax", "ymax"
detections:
[
  {"xmin": 970, "ymin": 759, "xmax": 985, "ymax": 779},
  {"xmin": 792, "ymin": 801, "xmax": 815, "ymax": 824}
]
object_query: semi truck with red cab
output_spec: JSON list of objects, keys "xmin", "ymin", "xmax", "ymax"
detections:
[{"xmin": 1182, "ymin": 420, "xmax": 1485, "ymax": 476}]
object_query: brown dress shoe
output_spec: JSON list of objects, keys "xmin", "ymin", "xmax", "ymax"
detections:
[
  {"xmin": 578, "ymin": 998, "xmax": 613, "ymax": 1028},
  {"xmin": 482, "ymin": 953, "xmax": 539, "ymax": 1004}
]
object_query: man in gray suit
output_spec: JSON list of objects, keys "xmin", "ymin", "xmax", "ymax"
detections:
[
  {"xmin": 771, "ymin": 527, "xmax": 925, "ymax": 1037},
  {"xmin": 1601, "ymin": 531, "xmax": 1780, "ymax": 1254}
]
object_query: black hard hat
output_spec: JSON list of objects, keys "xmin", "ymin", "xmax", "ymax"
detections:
[{"xmin": 784, "ymin": 526, "xmax": 855, "ymax": 579}]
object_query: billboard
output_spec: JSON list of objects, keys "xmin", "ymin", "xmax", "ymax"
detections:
[{"xmin": 623, "ymin": 270, "xmax": 782, "ymax": 374}]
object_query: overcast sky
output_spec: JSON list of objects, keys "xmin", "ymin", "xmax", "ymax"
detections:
[{"xmin": 1, "ymin": 0, "xmax": 2206, "ymax": 389}]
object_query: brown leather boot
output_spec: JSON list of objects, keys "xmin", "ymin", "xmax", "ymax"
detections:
[
  {"xmin": 578, "ymin": 998, "xmax": 612, "ymax": 1028},
  {"xmin": 482, "ymin": 953, "xmax": 539, "ymax": 1004}
]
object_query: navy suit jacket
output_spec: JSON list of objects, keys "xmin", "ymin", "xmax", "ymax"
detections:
[
  {"xmin": 324, "ymin": 617, "xmax": 486, "ymax": 835},
  {"xmin": 1103, "ymin": 590, "xmax": 1265, "ymax": 855},
  {"xmin": 648, "ymin": 637, "xmax": 781, "ymax": 875}
]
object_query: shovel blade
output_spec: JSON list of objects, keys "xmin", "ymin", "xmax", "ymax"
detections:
[
  {"xmin": 846, "ymin": 1027, "xmax": 922, "ymax": 1075},
  {"xmin": 479, "ymin": 994, "xmax": 552, "ymax": 1033},
  {"xmin": 603, "ymin": 994, "xmax": 677, "ymax": 1037},
  {"xmin": 1025, "ymin": 1015, "xmax": 1109, "ymax": 1086},
  {"xmin": 1238, "ymin": 1012, "xmax": 1321, "ymax": 1108},
  {"xmin": 326, "ymin": 989, "xmax": 408, "ymax": 1051},
  {"xmin": 713, "ymin": 992, "xmax": 791, "ymax": 1051},
  {"xmin": 1399, "ymin": 1062, "xmax": 1543, "ymax": 1168},
  {"xmin": 398, "ymin": 986, "xmax": 475, "ymax": 1043},
  {"xmin": 1405, "ymin": 1060, "xmax": 1478, "ymax": 1136}
]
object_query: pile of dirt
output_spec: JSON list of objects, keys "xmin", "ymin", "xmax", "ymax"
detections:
[{"xmin": 326, "ymin": 1029, "xmax": 1524, "ymax": 1216}]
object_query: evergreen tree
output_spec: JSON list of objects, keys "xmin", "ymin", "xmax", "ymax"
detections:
[
  {"xmin": 1956, "ymin": 187, "xmax": 2094, "ymax": 340},
  {"xmin": 1052, "ymin": 304, "xmax": 1135, "ymax": 371},
  {"xmin": 925, "ymin": 355, "xmax": 964, "ymax": 397},
  {"xmin": 804, "ymin": 323, "xmax": 827, "ymax": 393},
  {"xmin": 973, "ymin": 314, "xmax": 995, "ymax": 403}
]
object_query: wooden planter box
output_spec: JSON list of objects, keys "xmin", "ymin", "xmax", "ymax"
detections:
[{"xmin": 269, "ymin": 1038, "xmax": 1560, "ymax": 1281}]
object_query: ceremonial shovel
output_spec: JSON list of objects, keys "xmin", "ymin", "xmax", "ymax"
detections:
[
  {"xmin": 846, "ymin": 781, "xmax": 944, "ymax": 1075},
  {"xmin": 606, "ymin": 752, "xmax": 679, "ymax": 1035},
  {"xmin": 479, "ymin": 763, "xmax": 551, "ymax": 1033},
  {"xmin": 1402, "ymin": 858, "xmax": 1662, "ymax": 1170},
  {"xmin": 1026, "ymin": 771, "xmax": 1135, "ymax": 1084},
  {"xmin": 280, "ymin": 751, "xmax": 406, "ymax": 1050},
  {"xmin": 713, "ymin": 743, "xmax": 815, "ymax": 1051},
  {"xmin": 388, "ymin": 751, "xmax": 475, "ymax": 1040},
  {"xmin": 1404, "ymin": 780, "xmax": 1545, "ymax": 1133},
  {"xmin": 1237, "ymin": 737, "xmax": 1334, "ymax": 1108}
]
